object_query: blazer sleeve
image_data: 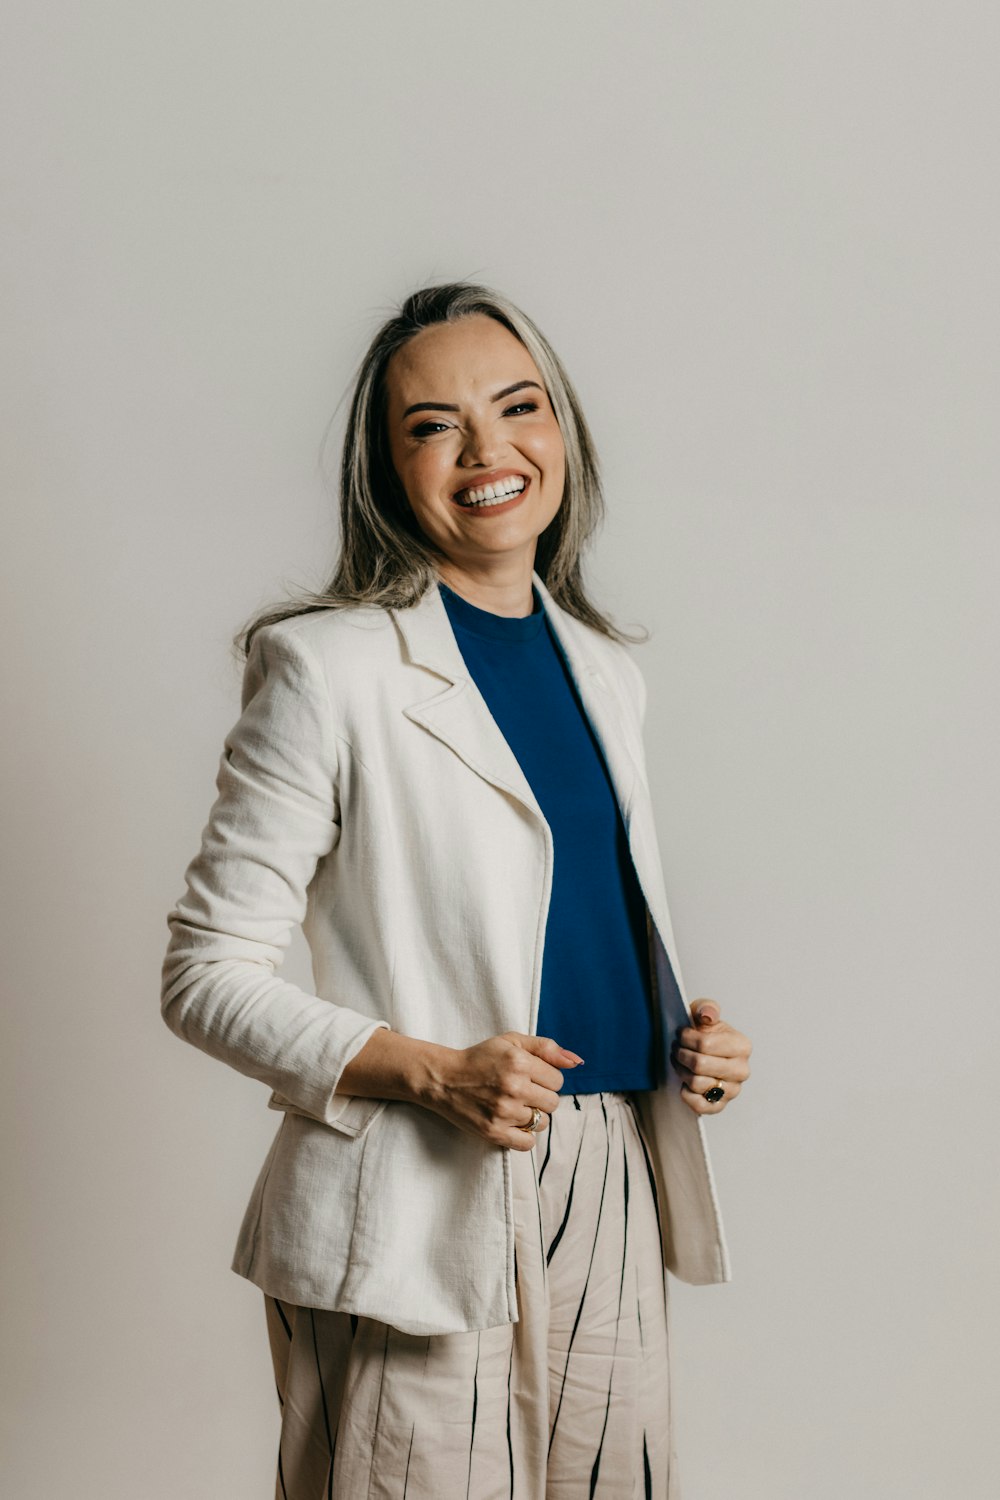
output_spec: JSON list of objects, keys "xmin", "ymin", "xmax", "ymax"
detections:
[{"xmin": 160, "ymin": 621, "xmax": 389, "ymax": 1137}]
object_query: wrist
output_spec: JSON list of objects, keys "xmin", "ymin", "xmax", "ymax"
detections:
[
  {"xmin": 405, "ymin": 1038, "xmax": 459, "ymax": 1109},
  {"xmin": 337, "ymin": 1027, "xmax": 459, "ymax": 1109}
]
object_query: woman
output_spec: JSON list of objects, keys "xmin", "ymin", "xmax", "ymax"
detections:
[{"xmin": 161, "ymin": 282, "xmax": 752, "ymax": 1499}]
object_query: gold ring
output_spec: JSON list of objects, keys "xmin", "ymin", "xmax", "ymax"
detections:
[{"xmin": 523, "ymin": 1107, "xmax": 544, "ymax": 1133}]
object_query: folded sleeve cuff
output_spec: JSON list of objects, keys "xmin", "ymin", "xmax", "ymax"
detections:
[{"xmin": 266, "ymin": 1017, "xmax": 392, "ymax": 1138}]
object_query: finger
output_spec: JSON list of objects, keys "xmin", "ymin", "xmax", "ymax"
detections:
[
  {"xmin": 671, "ymin": 1046, "xmax": 750, "ymax": 1083},
  {"xmin": 504, "ymin": 1124, "xmax": 542, "ymax": 1150},
  {"xmin": 683, "ymin": 1072, "xmax": 742, "ymax": 1102},
  {"xmin": 518, "ymin": 1034, "xmax": 585, "ymax": 1068},
  {"xmin": 525, "ymin": 1059, "xmax": 570, "ymax": 1093},
  {"xmin": 502, "ymin": 1083, "xmax": 562, "ymax": 1119},
  {"xmin": 517, "ymin": 1039, "xmax": 583, "ymax": 1091},
  {"xmin": 503, "ymin": 1110, "xmax": 550, "ymax": 1150},
  {"xmin": 497, "ymin": 1036, "xmax": 568, "ymax": 1093},
  {"xmin": 672, "ymin": 1060, "xmax": 742, "ymax": 1094},
  {"xmin": 451, "ymin": 1108, "xmax": 543, "ymax": 1152},
  {"xmin": 673, "ymin": 1039, "xmax": 750, "ymax": 1075},
  {"xmin": 692, "ymin": 999, "xmax": 721, "ymax": 1027},
  {"xmin": 513, "ymin": 1101, "xmax": 552, "ymax": 1132},
  {"xmin": 472, "ymin": 1099, "xmax": 550, "ymax": 1151},
  {"xmin": 675, "ymin": 1025, "xmax": 752, "ymax": 1059},
  {"xmin": 679, "ymin": 1081, "xmax": 733, "ymax": 1115},
  {"xmin": 672, "ymin": 1056, "xmax": 742, "ymax": 1093}
]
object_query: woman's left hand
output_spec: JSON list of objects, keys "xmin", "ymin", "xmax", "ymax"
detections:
[{"xmin": 671, "ymin": 1000, "xmax": 752, "ymax": 1115}]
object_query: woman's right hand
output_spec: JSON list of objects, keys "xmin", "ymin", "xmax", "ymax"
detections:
[{"xmin": 422, "ymin": 1032, "xmax": 584, "ymax": 1150}]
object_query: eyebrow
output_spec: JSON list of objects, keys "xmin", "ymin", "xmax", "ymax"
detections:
[{"xmin": 401, "ymin": 380, "xmax": 543, "ymax": 421}]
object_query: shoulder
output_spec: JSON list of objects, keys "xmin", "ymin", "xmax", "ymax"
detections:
[
  {"xmin": 241, "ymin": 605, "xmax": 397, "ymax": 709},
  {"xmin": 552, "ymin": 606, "xmax": 647, "ymax": 720},
  {"xmin": 256, "ymin": 604, "xmax": 393, "ymax": 653},
  {"xmin": 250, "ymin": 605, "xmax": 395, "ymax": 672}
]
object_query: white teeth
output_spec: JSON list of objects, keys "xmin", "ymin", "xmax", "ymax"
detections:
[{"xmin": 455, "ymin": 477, "xmax": 527, "ymax": 507}]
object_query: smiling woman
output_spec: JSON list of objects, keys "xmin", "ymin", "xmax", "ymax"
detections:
[
  {"xmin": 384, "ymin": 314, "xmax": 567, "ymax": 601},
  {"xmin": 239, "ymin": 282, "xmax": 620, "ymax": 645},
  {"xmin": 161, "ymin": 281, "xmax": 752, "ymax": 1499}
]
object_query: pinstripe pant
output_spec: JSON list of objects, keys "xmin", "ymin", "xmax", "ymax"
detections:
[{"xmin": 264, "ymin": 1091, "xmax": 679, "ymax": 1499}]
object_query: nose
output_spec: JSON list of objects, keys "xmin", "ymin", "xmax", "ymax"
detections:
[{"xmin": 459, "ymin": 417, "xmax": 500, "ymax": 469}]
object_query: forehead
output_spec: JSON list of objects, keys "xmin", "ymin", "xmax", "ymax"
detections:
[{"xmin": 385, "ymin": 314, "xmax": 542, "ymax": 408}]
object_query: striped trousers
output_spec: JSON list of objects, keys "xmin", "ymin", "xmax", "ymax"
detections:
[{"xmin": 264, "ymin": 1090, "xmax": 679, "ymax": 1499}]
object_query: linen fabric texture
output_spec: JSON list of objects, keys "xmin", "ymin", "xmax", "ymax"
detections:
[
  {"xmin": 265, "ymin": 1092, "xmax": 680, "ymax": 1500},
  {"xmin": 161, "ymin": 569, "xmax": 730, "ymax": 1336}
]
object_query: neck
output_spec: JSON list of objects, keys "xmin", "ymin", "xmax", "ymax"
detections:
[{"xmin": 434, "ymin": 559, "xmax": 537, "ymax": 618}]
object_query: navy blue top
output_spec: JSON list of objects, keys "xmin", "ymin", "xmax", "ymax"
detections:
[{"xmin": 439, "ymin": 580, "xmax": 657, "ymax": 1094}]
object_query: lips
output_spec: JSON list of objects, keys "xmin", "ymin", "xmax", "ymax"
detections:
[
  {"xmin": 451, "ymin": 469, "xmax": 530, "ymax": 502},
  {"xmin": 452, "ymin": 474, "xmax": 530, "ymax": 510},
  {"xmin": 450, "ymin": 476, "xmax": 531, "ymax": 516}
]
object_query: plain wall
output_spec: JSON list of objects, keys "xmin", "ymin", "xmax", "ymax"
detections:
[{"xmin": 2, "ymin": 3, "xmax": 998, "ymax": 1495}]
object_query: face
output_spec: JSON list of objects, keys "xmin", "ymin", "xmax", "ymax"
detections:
[{"xmin": 384, "ymin": 314, "xmax": 566, "ymax": 586}]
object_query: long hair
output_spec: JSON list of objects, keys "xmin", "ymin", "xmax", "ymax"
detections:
[{"xmin": 236, "ymin": 281, "xmax": 648, "ymax": 657}]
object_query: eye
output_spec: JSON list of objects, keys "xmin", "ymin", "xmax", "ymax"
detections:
[
  {"xmin": 410, "ymin": 421, "xmax": 451, "ymax": 438},
  {"xmin": 504, "ymin": 401, "xmax": 539, "ymax": 417}
]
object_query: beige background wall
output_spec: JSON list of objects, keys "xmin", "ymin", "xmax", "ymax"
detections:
[{"xmin": 3, "ymin": 3, "xmax": 998, "ymax": 1495}]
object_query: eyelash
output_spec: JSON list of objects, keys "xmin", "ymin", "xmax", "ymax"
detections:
[{"xmin": 411, "ymin": 401, "xmax": 539, "ymax": 439}]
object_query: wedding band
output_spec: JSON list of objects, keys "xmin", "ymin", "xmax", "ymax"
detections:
[
  {"xmin": 523, "ymin": 1107, "xmax": 544, "ymax": 1133},
  {"xmin": 704, "ymin": 1081, "xmax": 725, "ymax": 1104}
]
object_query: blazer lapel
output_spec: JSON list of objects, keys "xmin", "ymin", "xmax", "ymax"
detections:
[
  {"xmin": 388, "ymin": 579, "xmax": 544, "ymax": 823},
  {"xmin": 531, "ymin": 572, "xmax": 642, "ymax": 830},
  {"xmin": 388, "ymin": 570, "xmax": 640, "ymax": 831}
]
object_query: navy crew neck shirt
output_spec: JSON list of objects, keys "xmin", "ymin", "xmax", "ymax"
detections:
[{"xmin": 438, "ymin": 580, "xmax": 657, "ymax": 1094}]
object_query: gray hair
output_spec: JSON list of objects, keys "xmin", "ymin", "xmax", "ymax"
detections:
[{"xmin": 236, "ymin": 281, "xmax": 647, "ymax": 656}]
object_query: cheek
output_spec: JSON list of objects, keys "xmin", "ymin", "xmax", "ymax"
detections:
[
  {"xmin": 538, "ymin": 430, "xmax": 567, "ymax": 492},
  {"xmin": 521, "ymin": 422, "xmax": 565, "ymax": 478},
  {"xmin": 399, "ymin": 448, "xmax": 446, "ymax": 505}
]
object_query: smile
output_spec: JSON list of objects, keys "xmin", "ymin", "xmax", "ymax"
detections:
[{"xmin": 452, "ymin": 476, "xmax": 529, "ymax": 511}]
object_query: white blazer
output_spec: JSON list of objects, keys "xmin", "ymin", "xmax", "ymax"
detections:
[{"xmin": 161, "ymin": 569, "xmax": 730, "ymax": 1336}]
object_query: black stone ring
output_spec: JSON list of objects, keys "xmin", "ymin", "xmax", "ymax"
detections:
[{"xmin": 704, "ymin": 1082, "xmax": 726, "ymax": 1104}]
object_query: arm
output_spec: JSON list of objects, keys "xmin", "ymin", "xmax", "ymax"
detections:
[
  {"xmin": 162, "ymin": 620, "xmax": 583, "ymax": 1149},
  {"xmin": 337, "ymin": 1025, "xmax": 584, "ymax": 1151},
  {"xmin": 160, "ymin": 623, "xmax": 389, "ymax": 1137}
]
